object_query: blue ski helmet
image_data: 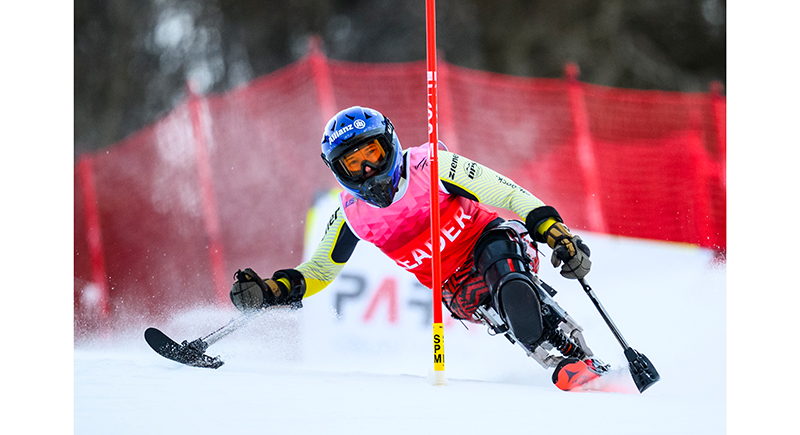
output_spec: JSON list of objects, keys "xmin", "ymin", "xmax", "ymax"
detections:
[{"xmin": 321, "ymin": 106, "xmax": 403, "ymax": 207}]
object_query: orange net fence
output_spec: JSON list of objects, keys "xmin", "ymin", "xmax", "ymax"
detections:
[{"xmin": 74, "ymin": 44, "xmax": 725, "ymax": 333}]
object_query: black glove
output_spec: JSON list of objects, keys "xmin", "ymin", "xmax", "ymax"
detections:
[
  {"xmin": 541, "ymin": 222, "xmax": 592, "ymax": 280},
  {"xmin": 230, "ymin": 268, "xmax": 306, "ymax": 312}
]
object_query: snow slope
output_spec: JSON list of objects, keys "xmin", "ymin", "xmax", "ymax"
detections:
[{"xmin": 73, "ymin": 231, "xmax": 726, "ymax": 435}]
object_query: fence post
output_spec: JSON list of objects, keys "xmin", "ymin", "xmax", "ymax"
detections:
[
  {"xmin": 709, "ymin": 81, "xmax": 726, "ymax": 158},
  {"xmin": 308, "ymin": 36, "xmax": 337, "ymax": 125},
  {"xmin": 687, "ymin": 125, "xmax": 714, "ymax": 248},
  {"xmin": 709, "ymin": 81, "xmax": 726, "ymax": 255},
  {"xmin": 710, "ymin": 81, "xmax": 726, "ymax": 186},
  {"xmin": 565, "ymin": 63, "xmax": 606, "ymax": 234},
  {"xmin": 76, "ymin": 155, "xmax": 110, "ymax": 324},
  {"xmin": 437, "ymin": 55, "xmax": 459, "ymax": 153},
  {"xmin": 187, "ymin": 82, "xmax": 228, "ymax": 306}
]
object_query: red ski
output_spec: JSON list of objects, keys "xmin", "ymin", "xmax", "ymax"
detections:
[{"xmin": 552, "ymin": 357, "xmax": 609, "ymax": 391}]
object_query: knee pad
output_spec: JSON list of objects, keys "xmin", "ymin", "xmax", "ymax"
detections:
[
  {"xmin": 473, "ymin": 226, "xmax": 531, "ymax": 292},
  {"xmin": 473, "ymin": 225, "xmax": 543, "ymax": 345}
]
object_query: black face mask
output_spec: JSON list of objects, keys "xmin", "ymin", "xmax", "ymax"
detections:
[{"xmin": 360, "ymin": 173, "xmax": 397, "ymax": 208}]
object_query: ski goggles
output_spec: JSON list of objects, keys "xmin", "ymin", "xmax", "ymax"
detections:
[{"xmin": 335, "ymin": 139, "xmax": 388, "ymax": 178}]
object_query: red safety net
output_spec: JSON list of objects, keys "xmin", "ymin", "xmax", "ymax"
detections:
[{"xmin": 74, "ymin": 45, "xmax": 725, "ymax": 335}]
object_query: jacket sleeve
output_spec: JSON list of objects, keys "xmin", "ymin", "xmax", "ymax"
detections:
[
  {"xmin": 437, "ymin": 150, "xmax": 548, "ymax": 219},
  {"xmin": 294, "ymin": 205, "xmax": 359, "ymax": 297}
]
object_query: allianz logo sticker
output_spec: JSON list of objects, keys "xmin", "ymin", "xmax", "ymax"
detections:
[
  {"xmin": 354, "ymin": 119, "xmax": 366, "ymax": 129},
  {"xmin": 330, "ymin": 124, "xmax": 354, "ymax": 141}
]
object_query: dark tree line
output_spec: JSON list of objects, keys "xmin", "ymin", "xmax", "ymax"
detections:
[{"xmin": 74, "ymin": 0, "xmax": 725, "ymax": 158}]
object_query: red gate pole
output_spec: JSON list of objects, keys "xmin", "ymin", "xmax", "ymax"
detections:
[{"xmin": 426, "ymin": 0, "xmax": 446, "ymax": 386}]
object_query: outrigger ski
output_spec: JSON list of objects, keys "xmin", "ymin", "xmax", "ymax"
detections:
[
  {"xmin": 144, "ymin": 311, "xmax": 261, "ymax": 369},
  {"xmin": 144, "ymin": 327, "xmax": 224, "ymax": 369}
]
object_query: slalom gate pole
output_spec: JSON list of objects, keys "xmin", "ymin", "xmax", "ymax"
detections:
[{"xmin": 426, "ymin": 0, "xmax": 446, "ymax": 386}]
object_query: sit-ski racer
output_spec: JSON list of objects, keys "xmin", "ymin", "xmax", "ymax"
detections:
[{"xmin": 230, "ymin": 106, "xmax": 608, "ymax": 390}]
